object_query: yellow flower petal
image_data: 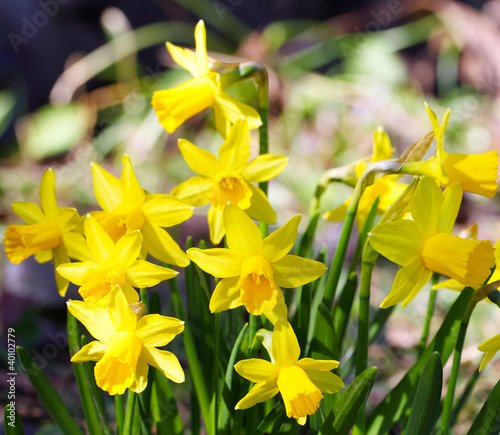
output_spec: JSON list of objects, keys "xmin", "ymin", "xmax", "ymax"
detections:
[
  {"xmin": 372, "ymin": 127, "xmax": 392, "ymax": 162},
  {"xmin": 171, "ymin": 177, "xmax": 213, "ymax": 207},
  {"xmin": 244, "ymin": 185, "xmax": 277, "ymax": 224},
  {"xmin": 212, "ymin": 91, "xmax": 262, "ymax": 137},
  {"xmin": 306, "ymin": 370, "xmax": 344, "ymax": 394},
  {"xmin": 142, "ymin": 347, "xmax": 185, "ymax": 383},
  {"xmin": 126, "ymin": 260, "xmax": 178, "ymax": 287},
  {"xmin": 209, "ymin": 276, "xmax": 242, "ymax": 312},
  {"xmin": 71, "ymin": 341, "xmax": 108, "ymax": 362},
  {"xmin": 194, "ymin": 20, "xmax": 209, "ymax": 75},
  {"xmin": 91, "ymin": 162, "xmax": 122, "ymax": 211},
  {"xmin": 411, "ymin": 176, "xmax": 444, "ymax": 238},
  {"xmin": 187, "ymin": 247, "xmax": 241, "ymax": 278},
  {"xmin": 235, "ymin": 380, "xmax": 279, "ymax": 410},
  {"xmin": 115, "ymin": 230, "xmax": 142, "ymax": 268},
  {"xmin": 121, "ymin": 155, "xmax": 146, "ymax": 206},
  {"xmin": 136, "ymin": 314, "xmax": 184, "ymax": 347},
  {"xmin": 178, "ymin": 138, "xmax": 222, "ymax": 178},
  {"xmin": 296, "ymin": 358, "xmax": 339, "ymax": 372},
  {"xmin": 218, "ymin": 118, "xmax": 250, "ymax": 172},
  {"xmin": 260, "ymin": 215, "xmax": 301, "ymax": 263},
  {"xmin": 11, "ymin": 201, "xmax": 44, "ymax": 224},
  {"xmin": 241, "ymin": 154, "xmax": 288, "ymax": 184},
  {"xmin": 62, "ymin": 232, "xmax": 92, "ymax": 262},
  {"xmin": 35, "ymin": 249, "xmax": 53, "ymax": 263},
  {"xmin": 129, "ymin": 355, "xmax": 149, "ymax": 394},
  {"xmin": 223, "ymin": 204, "xmax": 261, "ymax": 257},
  {"xmin": 166, "ymin": 41, "xmax": 197, "ymax": 77},
  {"xmin": 141, "ymin": 220, "xmax": 189, "ymax": 267},
  {"xmin": 208, "ymin": 205, "xmax": 225, "ymax": 245},
  {"xmin": 53, "ymin": 245, "xmax": 70, "ymax": 296},
  {"xmin": 141, "ymin": 194, "xmax": 194, "ymax": 228},
  {"xmin": 57, "ymin": 261, "xmax": 95, "ymax": 286},
  {"xmin": 437, "ymin": 182, "xmax": 463, "ymax": 234},
  {"xmin": 263, "ymin": 290, "xmax": 288, "ymax": 325},
  {"xmin": 66, "ymin": 300, "xmax": 115, "ymax": 342},
  {"xmin": 39, "ymin": 168, "xmax": 58, "ymax": 219},
  {"xmin": 84, "ymin": 215, "xmax": 114, "ymax": 264},
  {"xmin": 272, "ymin": 320, "xmax": 300, "ymax": 366},
  {"xmin": 323, "ymin": 198, "xmax": 350, "ymax": 222},
  {"xmin": 478, "ymin": 333, "xmax": 500, "ymax": 352},
  {"xmin": 108, "ymin": 286, "xmax": 138, "ymax": 332},
  {"xmin": 273, "ymin": 255, "xmax": 326, "ymax": 288},
  {"xmin": 479, "ymin": 351, "xmax": 497, "ymax": 371},
  {"xmin": 432, "ymin": 278, "xmax": 464, "ymax": 292},
  {"xmin": 234, "ymin": 358, "xmax": 279, "ymax": 382}
]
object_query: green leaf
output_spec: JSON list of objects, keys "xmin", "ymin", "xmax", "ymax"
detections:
[
  {"xmin": 256, "ymin": 401, "xmax": 287, "ymax": 434},
  {"xmin": 467, "ymin": 378, "xmax": 500, "ymax": 435},
  {"xmin": 150, "ymin": 368, "xmax": 183, "ymax": 435},
  {"xmin": 4, "ymin": 404, "xmax": 25, "ymax": 435},
  {"xmin": 367, "ymin": 288, "xmax": 474, "ymax": 435},
  {"xmin": 319, "ymin": 366, "xmax": 378, "ymax": 435},
  {"xmin": 405, "ymin": 352, "xmax": 443, "ymax": 435},
  {"xmin": 309, "ymin": 303, "xmax": 339, "ymax": 362},
  {"xmin": 16, "ymin": 346, "xmax": 84, "ymax": 435}
]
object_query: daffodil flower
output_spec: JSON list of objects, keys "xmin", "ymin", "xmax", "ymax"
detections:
[
  {"xmin": 401, "ymin": 104, "xmax": 499, "ymax": 198},
  {"xmin": 324, "ymin": 127, "xmax": 407, "ymax": 230},
  {"xmin": 187, "ymin": 204, "xmax": 326, "ymax": 316},
  {"xmin": 478, "ymin": 331, "xmax": 500, "ymax": 371},
  {"xmin": 67, "ymin": 285, "xmax": 185, "ymax": 395},
  {"xmin": 3, "ymin": 168, "xmax": 89, "ymax": 296},
  {"xmin": 172, "ymin": 118, "xmax": 287, "ymax": 244},
  {"xmin": 368, "ymin": 176, "xmax": 495, "ymax": 308},
  {"xmin": 91, "ymin": 155, "xmax": 194, "ymax": 267},
  {"xmin": 235, "ymin": 319, "xmax": 344, "ymax": 425},
  {"xmin": 151, "ymin": 20, "xmax": 262, "ymax": 137},
  {"xmin": 57, "ymin": 215, "xmax": 177, "ymax": 306}
]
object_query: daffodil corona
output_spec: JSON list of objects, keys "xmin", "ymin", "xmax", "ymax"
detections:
[
  {"xmin": 151, "ymin": 20, "xmax": 262, "ymax": 137},
  {"xmin": 172, "ymin": 119, "xmax": 287, "ymax": 244},
  {"xmin": 235, "ymin": 320, "xmax": 344, "ymax": 424}
]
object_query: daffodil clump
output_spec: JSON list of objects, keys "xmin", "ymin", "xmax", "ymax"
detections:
[{"xmin": 5, "ymin": 19, "xmax": 500, "ymax": 435}]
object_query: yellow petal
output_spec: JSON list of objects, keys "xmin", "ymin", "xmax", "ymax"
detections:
[
  {"xmin": 306, "ymin": 370, "xmax": 344, "ymax": 394},
  {"xmin": 66, "ymin": 300, "xmax": 115, "ymax": 342},
  {"xmin": 209, "ymin": 276, "xmax": 242, "ymax": 312},
  {"xmin": 108, "ymin": 286, "xmax": 138, "ymax": 332},
  {"xmin": 241, "ymin": 155, "xmax": 288, "ymax": 184},
  {"xmin": 478, "ymin": 333, "xmax": 500, "ymax": 352},
  {"xmin": 84, "ymin": 215, "xmax": 114, "ymax": 264},
  {"xmin": 323, "ymin": 198, "xmax": 350, "ymax": 222},
  {"xmin": 411, "ymin": 176, "xmax": 444, "ymax": 238},
  {"xmin": 141, "ymin": 220, "xmax": 189, "ymax": 267},
  {"xmin": 273, "ymin": 255, "xmax": 326, "ymax": 288},
  {"xmin": 432, "ymin": 278, "xmax": 464, "ymax": 292},
  {"xmin": 126, "ymin": 260, "xmax": 178, "ymax": 287},
  {"xmin": 187, "ymin": 247, "xmax": 241, "ymax": 278},
  {"xmin": 296, "ymin": 358, "xmax": 339, "ymax": 371},
  {"xmin": 437, "ymin": 182, "xmax": 463, "ymax": 234},
  {"xmin": 263, "ymin": 290, "xmax": 288, "ymax": 325},
  {"xmin": 171, "ymin": 177, "xmax": 213, "ymax": 207},
  {"xmin": 194, "ymin": 20, "xmax": 209, "ymax": 75},
  {"xmin": 136, "ymin": 314, "xmax": 184, "ymax": 347},
  {"xmin": 272, "ymin": 320, "xmax": 300, "ymax": 366},
  {"xmin": 57, "ymin": 261, "xmax": 95, "ymax": 286},
  {"xmin": 178, "ymin": 138, "xmax": 222, "ymax": 178},
  {"xmin": 39, "ymin": 168, "xmax": 58, "ymax": 219},
  {"xmin": 244, "ymin": 185, "xmax": 277, "ymax": 224},
  {"xmin": 218, "ymin": 118, "xmax": 250, "ymax": 171},
  {"xmin": 234, "ymin": 358, "xmax": 279, "ymax": 382},
  {"xmin": 91, "ymin": 162, "xmax": 122, "ymax": 211},
  {"xmin": 53, "ymin": 245, "xmax": 70, "ymax": 296},
  {"xmin": 424, "ymin": 103, "xmax": 450, "ymax": 155},
  {"xmin": 260, "ymin": 215, "xmax": 301, "ymax": 263},
  {"xmin": 114, "ymin": 230, "xmax": 142, "ymax": 268},
  {"xmin": 35, "ymin": 249, "xmax": 53, "ymax": 263},
  {"xmin": 71, "ymin": 341, "xmax": 108, "ymax": 362},
  {"xmin": 368, "ymin": 220, "xmax": 422, "ymax": 266},
  {"xmin": 62, "ymin": 232, "xmax": 93, "ymax": 262},
  {"xmin": 142, "ymin": 347, "xmax": 185, "ymax": 383},
  {"xmin": 224, "ymin": 204, "xmax": 261, "ymax": 257},
  {"xmin": 129, "ymin": 355, "xmax": 149, "ymax": 394},
  {"xmin": 372, "ymin": 127, "xmax": 392, "ymax": 162},
  {"xmin": 166, "ymin": 41, "xmax": 197, "ymax": 76},
  {"xmin": 120, "ymin": 155, "xmax": 145, "ymax": 205},
  {"xmin": 141, "ymin": 194, "xmax": 194, "ymax": 227},
  {"xmin": 208, "ymin": 205, "xmax": 225, "ymax": 245},
  {"xmin": 479, "ymin": 351, "xmax": 497, "ymax": 371},
  {"xmin": 11, "ymin": 201, "xmax": 44, "ymax": 224},
  {"xmin": 235, "ymin": 380, "xmax": 279, "ymax": 410},
  {"xmin": 212, "ymin": 92, "xmax": 262, "ymax": 137}
]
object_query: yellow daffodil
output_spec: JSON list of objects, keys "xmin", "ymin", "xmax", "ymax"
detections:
[
  {"xmin": 324, "ymin": 127, "xmax": 407, "ymax": 230},
  {"xmin": 3, "ymin": 168, "xmax": 88, "ymax": 296},
  {"xmin": 187, "ymin": 204, "xmax": 326, "ymax": 316},
  {"xmin": 368, "ymin": 176, "xmax": 495, "ymax": 308},
  {"xmin": 67, "ymin": 285, "xmax": 185, "ymax": 395},
  {"xmin": 172, "ymin": 118, "xmax": 287, "ymax": 244},
  {"xmin": 235, "ymin": 319, "xmax": 344, "ymax": 425},
  {"xmin": 478, "ymin": 332, "xmax": 500, "ymax": 370},
  {"xmin": 91, "ymin": 155, "xmax": 194, "ymax": 267},
  {"xmin": 402, "ymin": 104, "xmax": 499, "ymax": 198},
  {"xmin": 151, "ymin": 20, "xmax": 262, "ymax": 137},
  {"xmin": 57, "ymin": 215, "xmax": 177, "ymax": 306}
]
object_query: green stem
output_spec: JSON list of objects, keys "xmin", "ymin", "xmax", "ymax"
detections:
[
  {"xmin": 418, "ymin": 274, "xmax": 439, "ymax": 355},
  {"xmin": 212, "ymin": 313, "xmax": 221, "ymax": 435},
  {"xmin": 439, "ymin": 300, "xmax": 475, "ymax": 434},
  {"xmin": 248, "ymin": 314, "xmax": 258, "ymax": 356},
  {"xmin": 122, "ymin": 391, "xmax": 136, "ymax": 435},
  {"xmin": 257, "ymin": 66, "xmax": 269, "ymax": 238},
  {"xmin": 115, "ymin": 394, "xmax": 124, "ymax": 435},
  {"xmin": 168, "ymin": 276, "xmax": 212, "ymax": 433}
]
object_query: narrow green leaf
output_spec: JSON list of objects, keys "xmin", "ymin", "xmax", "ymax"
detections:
[
  {"xmin": 319, "ymin": 366, "xmax": 378, "ymax": 435},
  {"xmin": 367, "ymin": 288, "xmax": 474, "ymax": 435},
  {"xmin": 4, "ymin": 404, "xmax": 25, "ymax": 435},
  {"xmin": 309, "ymin": 303, "xmax": 339, "ymax": 362},
  {"xmin": 296, "ymin": 211, "xmax": 320, "ymax": 258},
  {"xmin": 467, "ymin": 378, "xmax": 500, "ymax": 435},
  {"xmin": 256, "ymin": 401, "xmax": 287, "ymax": 434},
  {"xmin": 332, "ymin": 271, "xmax": 357, "ymax": 353},
  {"xmin": 450, "ymin": 367, "xmax": 480, "ymax": 428},
  {"xmin": 405, "ymin": 351, "xmax": 443, "ymax": 435},
  {"xmin": 16, "ymin": 346, "xmax": 84, "ymax": 435}
]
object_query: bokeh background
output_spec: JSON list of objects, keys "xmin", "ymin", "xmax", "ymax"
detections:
[{"xmin": 1, "ymin": 0, "xmax": 500, "ymax": 433}]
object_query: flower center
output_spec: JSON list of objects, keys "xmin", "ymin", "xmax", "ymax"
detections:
[
  {"xmin": 4, "ymin": 221, "xmax": 62, "ymax": 264},
  {"xmin": 210, "ymin": 174, "xmax": 252, "ymax": 210},
  {"xmin": 80, "ymin": 264, "xmax": 127, "ymax": 304},
  {"xmin": 96, "ymin": 207, "xmax": 145, "ymax": 243},
  {"xmin": 239, "ymin": 255, "xmax": 278, "ymax": 315}
]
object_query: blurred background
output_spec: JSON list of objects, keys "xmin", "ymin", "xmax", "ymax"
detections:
[{"xmin": 1, "ymin": 0, "xmax": 500, "ymax": 433}]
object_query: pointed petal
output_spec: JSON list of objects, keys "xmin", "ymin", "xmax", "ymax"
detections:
[
  {"xmin": 136, "ymin": 314, "xmax": 184, "ymax": 346},
  {"xmin": 218, "ymin": 118, "xmax": 250, "ymax": 171},
  {"xmin": 323, "ymin": 198, "xmax": 350, "ymax": 222},
  {"xmin": 234, "ymin": 358, "xmax": 278, "ymax": 382},
  {"xmin": 39, "ymin": 168, "xmax": 58, "ymax": 219},
  {"xmin": 479, "ymin": 351, "xmax": 497, "ymax": 371},
  {"xmin": 71, "ymin": 341, "xmax": 108, "ymax": 362},
  {"xmin": 129, "ymin": 355, "xmax": 149, "ymax": 393},
  {"xmin": 84, "ymin": 215, "xmax": 114, "ymax": 264},
  {"xmin": 108, "ymin": 286, "xmax": 137, "ymax": 331},
  {"xmin": 114, "ymin": 230, "xmax": 142, "ymax": 268},
  {"xmin": 53, "ymin": 246, "xmax": 70, "ymax": 296},
  {"xmin": 91, "ymin": 162, "xmax": 122, "ymax": 211},
  {"xmin": 368, "ymin": 219, "xmax": 422, "ymax": 266},
  {"xmin": 235, "ymin": 380, "xmax": 279, "ymax": 410},
  {"xmin": 121, "ymin": 155, "xmax": 145, "ymax": 205},
  {"xmin": 126, "ymin": 260, "xmax": 178, "ymax": 287},
  {"xmin": 212, "ymin": 92, "xmax": 262, "ymax": 130},
  {"xmin": 478, "ymin": 333, "xmax": 500, "ymax": 352},
  {"xmin": 438, "ymin": 182, "xmax": 463, "ymax": 234},
  {"xmin": 209, "ymin": 276, "xmax": 242, "ymax": 312},
  {"xmin": 142, "ymin": 347, "xmax": 185, "ymax": 383},
  {"xmin": 411, "ymin": 176, "xmax": 444, "ymax": 238},
  {"xmin": 178, "ymin": 138, "xmax": 222, "ymax": 178},
  {"xmin": 35, "ymin": 249, "xmax": 53, "ymax": 263},
  {"xmin": 57, "ymin": 261, "xmax": 95, "ymax": 286},
  {"xmin": 187, "ymin": 247, "xmax": 241, "ymax": 278},
  {"xmin": 372, "ymin": 127, "xmax": 392, "ymax": 162},
  {"xmin": 66, "ymin": 300, "xmax": 115, "ymax": 342},
  {"xmin": 306, "ymin": 370, "xmax": 344, "ymax": 394},
  {"xmin": 244, "ymin": 185, "xmax": 277, "ymax": 224},
  {"xmin": 194, "ymin": 20, "xmax": 209, "ymax": 75},
  {"xmin": 11, "ymin": 202, "xmax": 44, "ymax": 224},
  {"xmin": 272, "ymin": 320, "xmax": 300, "ymax": 366},
  {"xmin": 296, "ymin": 358, "xmax": 339, "ymax": 371},
  {"xmin": 273, "ymin": 255, "xmax": 326, "ymax": 288},
  {"xmin": 261, "ymin": 215, "xmax": 301, "ymax": 262},
  {"xmin": 141, "ymin": 220, "xmax": 189, "ymax": 267},
  {"xmin": 224, "ymin": 204, "xmax": 261, "ymax": 257},
  {"xmin": 263, "ymin": 290, "xmax": 288, "ymax": 325},
  {"xmin": 62, "ymin": 232, "xmax": 93, "ymax": 262},
  {"xmin": 141, "ymin": 194, "xmax": 194, "ymax": 227},
  {"xmin": 166, "ymin": 41, "xmax": 197, "ymax": 76},
  {"xmin": 241, "ymin": 155, "xmax": 288, "ymax": 183},
  {"xmin": 208, "ymin": 205, "xmax": 225, "ymax": 245},
  {"xmin": 171, "ymin": 177, "xmax": 213, "ymax": 207}
]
